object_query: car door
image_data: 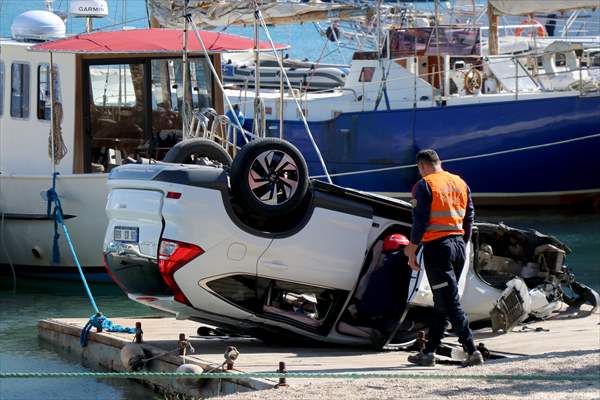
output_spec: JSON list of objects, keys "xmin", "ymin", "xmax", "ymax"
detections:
[
  {"xmin": 255, "ymin": 206, "xmax": 373, "ymax": 332},
  {"xmin": 257, "ymin": 206, "xmax": 373, "ymax": 291},
  {"xmin": 397, "ymin": 241, "xmax": 472, "ymax": 310},
  {"xmin": 383, "ymin": 241, "xmax": 473, "ymax": 346}
]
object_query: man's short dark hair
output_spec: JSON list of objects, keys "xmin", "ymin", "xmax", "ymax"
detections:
[{"xmin": 416, "ymin": 149, "xmax": 441, "ymax": 165}]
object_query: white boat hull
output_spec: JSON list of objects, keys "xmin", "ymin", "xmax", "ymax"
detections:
[{"xmin": 0, "ymin": 174, "xmax": 109, "ymax": 278}]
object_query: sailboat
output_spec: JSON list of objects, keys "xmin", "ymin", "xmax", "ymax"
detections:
[{"xmin": 178, "ymin": 0, "xmax": 600, "ymax": 207}]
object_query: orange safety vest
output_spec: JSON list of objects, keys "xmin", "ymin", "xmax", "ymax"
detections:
[{"xmin": 422, "ymin": 171, "xmax": 468, "ymax": 242}]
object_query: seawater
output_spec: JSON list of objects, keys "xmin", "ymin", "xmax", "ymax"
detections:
[{"xmin": 0, "ymin": 281, "xmax": 164, "ymax": 400}]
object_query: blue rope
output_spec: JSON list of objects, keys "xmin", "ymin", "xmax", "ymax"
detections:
[
  {"xmin": 47, "ymin": 173, "xmax": 135, "ymax": 347},
  {"xmin": 80, "ymin": 313, "xmax": 137, "ymax": 347},
  {"xmin": 46, "ymin": 173, "xmax": 99, "ymax": 314},
  {"xmin": 47, "ymin": 173, "xmax": 62, "ymax": 265}
]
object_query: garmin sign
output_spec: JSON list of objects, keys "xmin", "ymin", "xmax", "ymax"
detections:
[{"xmin": 69, "ymin": 0, "xmax": 108, "ymax": 18}]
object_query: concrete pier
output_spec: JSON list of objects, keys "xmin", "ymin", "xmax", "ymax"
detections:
[{"xmin": 38, "ymin": 309, "xmax": 599, "ymax": 398}]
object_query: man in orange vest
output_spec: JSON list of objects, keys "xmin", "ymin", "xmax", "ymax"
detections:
[{"xmin": 404, "ymin": 149, "xmax": 483, "ymax": 367}]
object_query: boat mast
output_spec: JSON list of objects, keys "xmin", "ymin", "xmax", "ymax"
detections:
[
  {"xmin": 487, "ymin": 1, "xmax": 499, "ymax": 55},
  {"xmin": 182, "ymin": 0, "xmax": 191, "ymax": 138},
  {"xmin": 376, "ymin": 0, "xmax": 382, "ymax": 57},
  {"xmin": 434, "ymin": 0, "xmax": 442, "ymax": 96},
  {"xmin": 253, "ymin": 0, "xmax": 263, "ymax": 137}
]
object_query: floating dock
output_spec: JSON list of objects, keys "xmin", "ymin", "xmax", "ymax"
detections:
[{"xmin": 38, "ymin": 309, "xmax": 599, "ymax": 398}]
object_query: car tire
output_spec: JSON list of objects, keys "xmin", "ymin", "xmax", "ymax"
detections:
[
  {"xmin": 230, "ymin": 138, "xmax": 309, "ymax": 219},
  {"xmin": 163, "ymin": 138, "xmax": 232, "ymax": 166}
]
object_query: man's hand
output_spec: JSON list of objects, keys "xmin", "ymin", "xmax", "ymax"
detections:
[{"xmin": 404, "ymin": 242, "xmax": 420, "ymax": 272}]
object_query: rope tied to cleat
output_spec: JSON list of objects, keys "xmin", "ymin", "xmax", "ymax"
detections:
[
  {"xmin": 46, "ymin": 172, "xmax": 135, "ymax": 347},
  {"xmin": 80, "ymin": 313, "xmax": 137, "ymax": 347}
]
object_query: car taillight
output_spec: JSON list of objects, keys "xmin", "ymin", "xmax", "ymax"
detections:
[
  {"xmin": 158, "ymin": 239, "xmax": 204, "ymax": 306},
  {"xmin": 166, "ymin": 191, "xmax": 182, "ymax": 199}
]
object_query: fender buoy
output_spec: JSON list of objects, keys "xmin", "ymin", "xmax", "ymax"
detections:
[
  {"xmin": 174, "ymin": 364, "xmax": 206, "ymax": 391},
  {"xmin": 515, "ymin": 19, "xmax": 547, "ymax": 37},
  {"xmin": 326, "ymin": 25, "xmax": 340, "ymax": 42},
  {"xmin": 120, "ymin": 343, "xmax": 146, "ymax": 371}
]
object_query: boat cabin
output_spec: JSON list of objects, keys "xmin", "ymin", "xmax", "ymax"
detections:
[{"xmin": 0, "ymin": 26, "xmax": 284, "ymax": 175}]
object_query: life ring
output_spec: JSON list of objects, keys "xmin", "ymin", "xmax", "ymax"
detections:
[
  {"xmin": 515, "ymin": 19, "xmax": 547, "ymax": 37},
  {"xmin": 464, "ymin": 68, "xmax": 482, "ymax": 94},
  {"xmin": 326, "ymin": 25, "xmax": 340, "ymax": 42}
]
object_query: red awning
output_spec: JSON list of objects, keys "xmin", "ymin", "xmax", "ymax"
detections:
[{"xmin": 31, "ymin": 28, "xmax": 287, "ymax": 54}]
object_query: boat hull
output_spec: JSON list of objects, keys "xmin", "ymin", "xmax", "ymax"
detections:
[
  {"xmin": 0, "ymin": 174, "xmax": 109, "ymax": 280},
  {"xmin": 248, "ymin": 94, "xmax": 600, "ymax": 206}
]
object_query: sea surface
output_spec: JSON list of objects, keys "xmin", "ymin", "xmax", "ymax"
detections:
[{"xmin": 1, "ymin": 1, "xmax": 600, "ymax": 399}]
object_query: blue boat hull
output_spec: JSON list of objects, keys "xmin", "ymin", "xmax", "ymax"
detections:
[{"xmin": 247, "ymin": 95, "xmax": 600, "ymax": 205}]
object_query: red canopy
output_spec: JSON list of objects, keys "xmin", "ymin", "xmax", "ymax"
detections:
[{"xmin": 32, "ymin": 28, "xmax": 287, "ymax": 54}]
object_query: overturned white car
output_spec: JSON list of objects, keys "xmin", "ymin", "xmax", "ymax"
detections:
[{"xmin": 103, "ymin": 139, "xmax": 598, "ymax": 348}]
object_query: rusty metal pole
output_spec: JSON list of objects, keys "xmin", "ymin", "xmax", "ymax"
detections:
[
  {"xmin": 487, "ymin": 4, "xmax": 499, "ymax": 56},
  {"xmin": 178, "ymin": 333, "xmax": 187, "ymax": 355},
  {"xmin": 135, "ymin": 322, "xmax": 143, "ymax": 343},
  {"xmin": 95, "ymin": 312, "xmax": 103, "ymax": 332},
  {"xmin": 275, "ymin": 361, "xmax": 288, "ymax": 388},
  {"xmin": 224, "ymin": 346, "xmax": 239, "ymax": 370}
]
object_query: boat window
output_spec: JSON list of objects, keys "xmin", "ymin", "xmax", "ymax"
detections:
[
  {"xmin": 10, "ymin": 62, "xmax": 30, "ymax": 118},
  {"xmin": 150, "ymin": 58, "xmax": 213, "ymax": 156},
  {"xmin": 388, "ymin": 27, "xmax": 480, "ymax": 58},
  {"xmin": 0, "ymin": 62, "xmax": 4, "ymax": 116},
  {"xmin": 37, "ymin": 64, "xmax": 61, "ymax": 120},
  {"xmin": 87, "ymin": 63, "xmax": 146, "ymax": 172},
  {"xmin": 85, "ymin": 58, "xmax": 214, "ymax": 172}
]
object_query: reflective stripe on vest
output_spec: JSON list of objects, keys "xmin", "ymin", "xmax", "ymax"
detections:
[
  {"xmin": 430, "ymin": 209, "xmax": 466, "ymax": 218},
  {"xmin": 422, "ymin": 171, "xmax": 468, "ymax": 242},
  {"xmin": 426, "ymin": 223, "xmax": 464, "ymax": 232}
]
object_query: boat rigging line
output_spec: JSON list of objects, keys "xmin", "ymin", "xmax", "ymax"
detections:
[
  {"xmin": 185, "ymin": 18, "xmax": 253, "ymax": 144},
  {"xmin": 253, "ymin": 0, "xmax": 333, "ymax": 184}
]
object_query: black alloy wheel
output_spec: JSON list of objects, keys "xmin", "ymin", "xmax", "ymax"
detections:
[{"xmin": 230, "ymin": 138, "xmax": 309, "ymax": 219}]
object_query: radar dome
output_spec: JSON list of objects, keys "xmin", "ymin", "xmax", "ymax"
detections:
[{"xmin": 11, "ymin": 10, "xmax": 66, "ymax": 42}]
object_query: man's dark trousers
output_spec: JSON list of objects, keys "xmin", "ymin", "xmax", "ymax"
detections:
[{"xmin": 422, "ymin": 235, "xmax": 476, "ymax": 354}]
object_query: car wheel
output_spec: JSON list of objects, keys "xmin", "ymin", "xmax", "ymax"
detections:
[
  {"xmin": 230, "ymin": 138, "xmax": 309, "ymax": 219},
  {"xmin": 163, "ymin": 138, "xmax": 232, "ymax": 166}
]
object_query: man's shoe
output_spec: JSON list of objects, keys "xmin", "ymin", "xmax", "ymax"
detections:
[
  {"xmin": 407, "ymin": 351, "xmax": 435, "ymax": 366},
  {"xmin": 461, "ymin": 350, "xmax": 484, "ymax": 367}
]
